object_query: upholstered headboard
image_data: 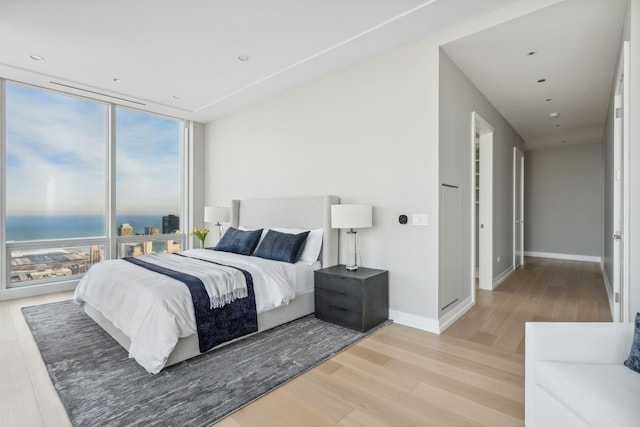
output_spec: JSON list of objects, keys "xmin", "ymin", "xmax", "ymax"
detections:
[{"xmin": 230, "ymin": 195, "xmax": 339, "ymax": 267}]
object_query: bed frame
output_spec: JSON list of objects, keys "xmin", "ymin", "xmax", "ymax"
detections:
[{"xmin": 84, "ymin": 195, "xmax": 339, "ymax": 369}]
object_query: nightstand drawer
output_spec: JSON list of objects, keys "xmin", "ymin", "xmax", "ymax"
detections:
[
  {"xmin": 314, "ymin": 273, "xmax": 362, "ymax": 298},
  {"xmin": 315, "ymin": 300, "xmax": 363, "ymax": 330},
  {"xmin": 315, "ymin": 287, "xmax": 362, "ymax": 313}
]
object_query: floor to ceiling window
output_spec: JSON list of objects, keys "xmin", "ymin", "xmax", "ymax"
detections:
[
  {"xmin": 115, "ymin": 106, "xmax": 184, "ymax": 258},
  {"xmin": 2, "ymin": 81, "xmax": 186, "ymax": 289}
]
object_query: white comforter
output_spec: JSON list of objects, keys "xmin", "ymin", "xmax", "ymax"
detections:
[{"xmin": 73, "ymin": 249, "xmax": 297, "ymax": 374}]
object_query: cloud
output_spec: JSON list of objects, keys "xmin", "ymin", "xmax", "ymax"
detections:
[
  {"xmin": 115, "ymin": 107, "xmax": 181, "ymax": 213},
  {"xmin": 5, "ymin": 83, "xmax": 181, "ymax": 215}
]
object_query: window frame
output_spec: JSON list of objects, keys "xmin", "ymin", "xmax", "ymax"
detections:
[{"xmin": 0, "ymin": 79, "xmax": 189, "ymax": 291}]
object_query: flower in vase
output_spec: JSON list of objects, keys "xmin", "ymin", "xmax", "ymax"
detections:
[{"xmin": 190, "ymin": 227, "xmax": 209, "ymax": 248}]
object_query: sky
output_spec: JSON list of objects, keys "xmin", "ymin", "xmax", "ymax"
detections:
[{"xmin": 5, "ymin": 82, "xmax": 182, "ymax": 215}]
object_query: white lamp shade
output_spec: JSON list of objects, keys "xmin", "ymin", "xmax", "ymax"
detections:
[
  {"xmin": 204, "ymin": 206, "xmax": 230, "ymax": 223},
  {"xmin": 331, "ymin": 204, "xmax": 372, "ymax": 229}
]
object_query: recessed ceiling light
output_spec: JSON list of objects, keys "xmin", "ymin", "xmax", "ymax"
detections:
[
  {"xmin": 29, "ymin": 54, "xmax": 45, "ymax": 62},
  {"xmin": 537, "ymin": 78, "xmax": 547, "ymax": 83},
  {"xmin": 172, "ymin": 95, "xmax": 181, "ymax": 99},
  {"xmin": 549, "ymin": 112, "xmax": 560, "ymax": 118},
  {"xmin": 238, "ymin": 55, "xmax": 250, "ymax": 62},
  {"xmin": 113, "ymin": 78, "xmax": 121, "ymax": 83},
  {"xmin": 527, "ymin": 51, "xmax": 537, "ymax": 56}
]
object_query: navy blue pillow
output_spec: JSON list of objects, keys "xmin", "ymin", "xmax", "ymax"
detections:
[
  {"xmin": 253, "ymin": 230, "xmax": 310, "ymax": 263},
  {"xmin": 624, "ymin": 312, "xmax": 640, "ymax": 373},
  {"xmin": 214, "ymin": 227, "xmax": 263, "ymax": 256}
]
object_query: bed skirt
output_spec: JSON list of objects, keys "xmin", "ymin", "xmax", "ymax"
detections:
[{"xmin": 83, "ymin": 289, "xmax": 315, "ymax": 368}]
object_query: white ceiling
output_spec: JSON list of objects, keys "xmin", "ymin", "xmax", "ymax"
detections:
[
  {"xmin": 0, "ymin": 0, "xmax": 628, "ymax": 150},
  {"xmin": 443, "ymin": 0, "xmax": 628, "ymax": 150}
]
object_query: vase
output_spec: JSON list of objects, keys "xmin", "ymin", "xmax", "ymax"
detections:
[{"xmin": 199, "ymin": 239, "xmax": 205, "ymax": 248}]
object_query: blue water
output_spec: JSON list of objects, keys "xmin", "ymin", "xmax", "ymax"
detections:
[{"xmin": 6, "ymin": 214, "xmax": 177, "ymax": 241}]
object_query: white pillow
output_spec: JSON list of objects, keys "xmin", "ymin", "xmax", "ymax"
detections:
[{"xmin": 272, "ymin": 227, "xmax": 323, "ymax": 264}]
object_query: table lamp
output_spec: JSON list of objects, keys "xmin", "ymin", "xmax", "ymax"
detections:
[{"xmin": 331, "ymin": 204, "xmax": 372, "ymax": 270}]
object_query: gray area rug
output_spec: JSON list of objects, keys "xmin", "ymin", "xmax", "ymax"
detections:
[{"xmin": 22, "ymin": 300, "xmax": 389, "ymax": 426}]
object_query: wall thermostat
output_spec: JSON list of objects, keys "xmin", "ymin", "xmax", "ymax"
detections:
[{"xmin": 399, "ymin": 214, "xmax": 408, "ymax": 224}]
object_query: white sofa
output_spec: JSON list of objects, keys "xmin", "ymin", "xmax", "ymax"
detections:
[{"xmin": 525, "ymin": 321, "xmax": 640, "ymax": 427}]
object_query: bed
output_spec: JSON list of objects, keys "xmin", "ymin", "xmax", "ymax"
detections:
[{"xmin": 73, "ymin": 195, "xmax": 339, "ymax": 374}]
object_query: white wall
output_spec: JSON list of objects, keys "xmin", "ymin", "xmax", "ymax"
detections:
[
  {"xmin": 189, "ymin": 122, "xmax": 207, "ymax": 249},
  {"xmin": 206, "ymin": 37, "xmax": 443, "ymax": 328},
  {"xmin": 204, "ymin": 0, "xmax": 574, "ymax": 330},
  {"xmin": 524, "ymin": 143, "xmax": 603, "ymax": 258},
  {"xmin": 438, "ymin": 50, "xmax": 524, "ymax": 314}
]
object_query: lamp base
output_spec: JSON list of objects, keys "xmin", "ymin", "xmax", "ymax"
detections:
[
  {"xmin": 215, "ymin": 222, "xmax": 223, "ymax": 241},
  {"xmin": 345, "ymin": 229, "xmax": 359, "ymax": 271}
]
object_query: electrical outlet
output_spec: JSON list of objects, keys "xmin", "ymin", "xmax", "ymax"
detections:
[{"xmin": 412, "ymin": 214, "xmax": 428, "ymax": 226}]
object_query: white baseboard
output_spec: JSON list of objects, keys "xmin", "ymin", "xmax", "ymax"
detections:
[
  {"xmin": 493, "ymin": 266, "xmax": 515, "ymax": 290},
  {"xmin": 390, "ymin": 295, "xmax": 475, "ymax": 334},
  {"xmin": 438, "ymin": 296, "xmax": 474, "ymax": 333},
  {"xmin": 524, "ymin": 251, "xmax": 601, "ymax": 263},
  {"xmin": 389, "ymin": 309, "xmax": 440, "ymax": 334}
]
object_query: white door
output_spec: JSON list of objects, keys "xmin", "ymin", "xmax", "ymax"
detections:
[
  {"xmin": 613, "ymin": 42, "xmax": 630, "ymax": 322},
  {"xmin": 513, "ymin": 147, "xmax": 524, "ymax": 268}
]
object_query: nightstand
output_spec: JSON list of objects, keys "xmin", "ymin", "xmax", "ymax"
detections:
[{"xmin": 314, "ymin": 265, "xmax": 389, "ymax": 332}]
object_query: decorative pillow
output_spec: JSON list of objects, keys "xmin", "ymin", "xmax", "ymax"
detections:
[
  {"xmin": 239, "ymin": 226, "xmax": 268, "ymax": 245},
  {"xmin": 624, "ymin": 312, "xmax": 640, "ymax": 373},
  {"xmin": 214, "ymin": 227, "xmax": 263, "ymax": 256},
  {"xmin": 273, "ymin": 228, "xmax": 323, "ymax": 264},
  {"xmin": 253, "ymin": 229, "xmax": 310, "ymax": 263}
]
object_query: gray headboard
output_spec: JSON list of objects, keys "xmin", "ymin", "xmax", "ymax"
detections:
[{"xmin": 230, "ymin": 195, "xmax": 339, "ymax": 267}]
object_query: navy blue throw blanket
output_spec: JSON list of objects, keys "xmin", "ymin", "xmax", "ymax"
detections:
[{"xmin": 123, "ymin": 255, "xmax": 258, "ymax": 353}]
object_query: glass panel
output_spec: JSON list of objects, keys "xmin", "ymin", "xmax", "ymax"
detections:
[
  {"xmin": 5, "ymin": 82, "xmax": 107, "ymax": 241},
  {"xmin": 115, "ymin": 107, "xmax": 182, "ymax": 236},
  {"xmin": 9, "ymin": 245, "xmax": 105, "ymax": 285},
  {"xmin": 116, "ymin": 239, "xmax": 182, "ymax": 258}
]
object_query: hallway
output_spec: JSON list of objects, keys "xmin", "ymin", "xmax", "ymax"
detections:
[{"xmin": 445, "ymin": 256, "xmax": 612, "ymax": 354}]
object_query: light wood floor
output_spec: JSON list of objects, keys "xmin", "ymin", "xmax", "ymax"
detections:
[{"xmin": 0, "ymin": 257, "xmax": 611, "ymax": 426}]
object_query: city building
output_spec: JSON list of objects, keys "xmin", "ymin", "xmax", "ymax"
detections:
[
  {"xmin": 118, "ymin": 223, "xmax": 133, "ymax": 236},
  {"xmin": 9, "ymin": 247, "xmax": 98, "ymax": 284},
  {"xmin": 144, "ymin": 227, "xmax": 160, "ymax": 235},
  {"xmin": 162, "ymin": 215, "xmax": 180, "ymax": 234},
  {"xmin": 90, "ymin": 245, "xmax": 102, "ymax": 264},
  {"xmin": 165, "ymin": 240, "xmax": 181, "ymax": 254}
]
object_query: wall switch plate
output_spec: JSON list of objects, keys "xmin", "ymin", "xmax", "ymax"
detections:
[{"xmin": 412, "ymin": 214, "xmax": 428, "ymax": 226}]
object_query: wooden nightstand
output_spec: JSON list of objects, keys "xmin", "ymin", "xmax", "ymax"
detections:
[{"xmin": 314, "ymin": 265, "xmax": 389, "ymax": 332}]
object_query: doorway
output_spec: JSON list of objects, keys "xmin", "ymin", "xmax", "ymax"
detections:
[{"xmin": 471, "ymin": 112, "xmax": 493, "ymax": 294}]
